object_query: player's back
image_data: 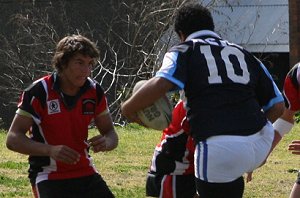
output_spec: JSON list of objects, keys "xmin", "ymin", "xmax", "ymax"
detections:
[{"xmin": 177, "ymin": 36, "xmax": 275, "ymax": 141}]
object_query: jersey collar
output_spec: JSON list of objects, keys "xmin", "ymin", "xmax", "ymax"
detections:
[
  {"xmin": 51, "ymin": 72, "xmax": 93, "ymax": 109},
  {"xmin": 185, "ymin": 30, "xmax": 221, "ymax": 41}
]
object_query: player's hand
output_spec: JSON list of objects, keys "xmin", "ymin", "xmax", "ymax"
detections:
[
  {"xmin": 135, "ymin": 116, "xmax": 148, "ymax": 128},
  {"xmin": 288, "ymin": 140, "xmax": 300, "ymax": 155},
  {"xmin": 125, "ymin": 112, "xmax": 147, "ymax": 127},
  {"xmin": 246, "ymin": 172, "xmax": 253, "ymax": 182},
  {"xmin": 49, "ymin": 145, "xmax": 80, "ymax": 165},
  {"xmin": 121, "ymin": 102, "xmax": 147, "ymax": 126},
  {"xmin": 88, "ymin": 135, "xmax": 107, "ymax": 153}
]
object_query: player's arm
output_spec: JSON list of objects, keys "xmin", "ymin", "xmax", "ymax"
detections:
[
  {"xmin": 264, "ymin": 101, "xmax": 285, "ymax": 123},
  {"xmin": 259, "ymin": 97, "xmax": 284, "ymax": 153},
  {"xmin": 256, "ymin": 104, "xmax": 286, "ymax": 167},
  {"xmin": 255, "ymin": 59, "xmax": 284, "ymax": 123},
  {"xmin": 6, "ymin": 113, "xmax": 46, "ymax": 155},
  {"xmin": 260, "ymin": 108, "xmax": 294, "ymax": 166},
  {"xmin": 154, "ymin": 133, "xmax": 188, "ymax": 175},
  {"xmin": 270, "ymin": 108, "xmax": 295, "ymax": 153},
  {"xmin": 89, "ymin": 112, "xmax": 118, "ymax": 152},
  {"xmin": 6, "ymin": 113, "xmax": 80, "ymax": 164},
  {"xmin": 121, "ymin": 77, "xmax": 175, "ymax": 123},
  {"xmin": 273, "ymin": 108, "xmax": 300, "ymax": 155}
]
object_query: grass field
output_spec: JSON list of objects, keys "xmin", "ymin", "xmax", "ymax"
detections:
[{"xmin": 0, "ymin": 123, "xmax": 299, "ymax": 198}]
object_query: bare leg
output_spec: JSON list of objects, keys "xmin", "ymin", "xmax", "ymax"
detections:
[{"xmin": 289, "ymin": 183, "xmax": 300, "ymax": 198}]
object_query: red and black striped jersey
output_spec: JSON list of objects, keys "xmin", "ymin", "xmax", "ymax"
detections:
[
  {"xmin": 17, "ymin": 73, "xmax": 108, "ymax": 184},
  {"xmin": 149, "ymin": 100, "xmax": 194, "ymax": 175}
]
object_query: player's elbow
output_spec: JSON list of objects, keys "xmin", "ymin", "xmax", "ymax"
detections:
[
  {"xmin": 273, "ymin": 101, "xmax": 285, "ymax": 118},
  {"xmin": 120, "ymin": 102, "xmax": 132, "ymax": 121},
  {"xmin": 266, "ymin": 101, "xmax": 285, "ymax": 123},
  {"xmin": 6, "ymin": 133, "xmax": 17, "ymax": 151}
]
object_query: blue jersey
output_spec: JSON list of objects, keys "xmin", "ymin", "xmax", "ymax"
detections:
[{"xmin": 156, "ymin": 30, "xmax": 283, "ymax": 142}]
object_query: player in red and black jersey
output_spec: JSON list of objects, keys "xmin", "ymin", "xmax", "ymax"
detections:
[
  {"xmin": 6, "ymin": 35, "xmax": 118, "ymax": 198},
  {"xmin": 272, "ymin": 62, "xmax": 300, "ymax": 198},
  {"xmin": 121, "ymin": 4, "xmax": 284, "ymax": 198},
  {"xmin": 146, "ymin": 97, "xmax": 196, "ymax": 198}
]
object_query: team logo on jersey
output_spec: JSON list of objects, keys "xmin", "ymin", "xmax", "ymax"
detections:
[
  {"xmin": 47, "ymin": 99, "xmax": 61, "ymax": 115},
  {"xmin": 82, "ymin": 99, "xmax": 96, "ymax": 115}
]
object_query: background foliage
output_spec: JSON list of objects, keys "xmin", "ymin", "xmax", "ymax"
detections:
[{"xmin": 0, "ymin": 0, "xmax": 192, "ymax": 129}]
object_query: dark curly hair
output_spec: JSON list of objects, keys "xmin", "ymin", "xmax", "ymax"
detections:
[
  {"xmin": 52, "ymin": 35, "xmax": 100, "ymax": 73},
  {"xmin": 174, "ymin": 3, "xmax": 215, "ymax": 38}
]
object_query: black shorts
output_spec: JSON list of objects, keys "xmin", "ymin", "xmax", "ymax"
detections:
[
  {"xmin": 196, "ymin": 177, "xmax": 244, "ymax": 198},
  {"xmin": 32, "ymin": 173, "xmax": 114, "ymax": 198},
  {"xmin": 146, "ymin": 173, "xmax": 196, "ymax": 198}
]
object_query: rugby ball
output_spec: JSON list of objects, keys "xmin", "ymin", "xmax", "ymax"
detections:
[{"xmin": 133, "ymin": 80, "xmax": 172, "ymax": 130}]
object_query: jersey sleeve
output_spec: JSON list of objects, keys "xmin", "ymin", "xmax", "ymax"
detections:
[
  {"xmin": 155, "ymin": 43, "xmax": 192, "ymax": 90},
  {"xmin": 255, "ymin": 60, "xmax": 284, "ymax": 112},
  {"xmin": 95, "ymin": 83, "xmax": 109, "ymax": 117},
  {"xmin": 17, "ymin": 81, "xmax": 46, "ymax": 122}
]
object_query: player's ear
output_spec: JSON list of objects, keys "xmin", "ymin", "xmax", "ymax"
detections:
[{"xmin": 178, "ymin": 31, "xmax": 186, "ymax": 42}]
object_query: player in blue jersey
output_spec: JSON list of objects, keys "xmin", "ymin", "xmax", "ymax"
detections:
[{"xmin": 121, "ymin": 3, "xmax": 284, "ymax": 198}]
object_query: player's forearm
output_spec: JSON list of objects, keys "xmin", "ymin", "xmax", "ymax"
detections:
[
  {"xmin": 122, "ymin": 86, "xmax": 163, "ymax": 120},
  {"xmin": 104, "ymin": 130, "xmax": 119, "ymax": 151},
  {"xmin": 121, "ymin": 77, "xmax": 174, "ymax": 121},
  {"xmin": 6, "ymin": 132, "xmax": 51, "ymax": 156},
  {"xmin": 270, "ymin": 131, "xmax": 283, "ymax": 152},
  {"xmin": 272, "ymin": 108, "xmax": 295, "ymax": 138}
]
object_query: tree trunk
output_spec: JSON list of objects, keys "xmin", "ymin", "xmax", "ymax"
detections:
[{"xmin": 289, "ymin": 0, "xmax": 300, "ymax": 67}]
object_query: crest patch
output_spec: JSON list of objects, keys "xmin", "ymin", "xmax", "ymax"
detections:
[
  {"xmin": 82, "ymin": 99, "xmax": 96, "ymax": 115},
  {"xmin": 47, "ymin": 99, "xmax": 61, "ymax": 115}
]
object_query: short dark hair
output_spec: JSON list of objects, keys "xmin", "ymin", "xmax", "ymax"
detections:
[
  {"xmin": 52, "ymin": 34, "xmax": 100, "ymax": 73},
  {"xmin": 174, "ymin": 3, "xmax": 214, "ymax": 37}
]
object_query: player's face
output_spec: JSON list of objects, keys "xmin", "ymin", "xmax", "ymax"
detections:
[{"xmin": 60, "ymin": 53, "xmax": 93, "ymax": 94}]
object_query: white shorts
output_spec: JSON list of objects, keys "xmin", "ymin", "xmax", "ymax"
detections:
[{"xmin": 194, "ymin": 121, "xmax": 274, "ymax": 183}]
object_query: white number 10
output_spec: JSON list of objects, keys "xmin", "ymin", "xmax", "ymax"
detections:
[{"xmin": 200, "ymin": 45, "xmax": 250, "ymax": 84}]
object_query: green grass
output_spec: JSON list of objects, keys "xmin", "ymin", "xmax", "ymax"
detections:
[{"xmin": 0, "ymin": 124, "xmax": 299, "ymax": 197}]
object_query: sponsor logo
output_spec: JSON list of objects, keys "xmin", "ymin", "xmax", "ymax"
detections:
[{"xmin": 47, "ymin": 99, "xmax": 61, "ymax": 114}]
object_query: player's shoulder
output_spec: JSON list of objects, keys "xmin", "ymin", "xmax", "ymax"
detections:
[
  {"xmin": 86, "ymin": 77, "xmax": 105, "ymax": 102},
  {"xmin": 24, "ymin": 75, "xmax": 49, "ymax": 94},
  {"xmin": 168, "ymin": 41, "xmax": 193, "ymax": 53},
  {"xmin": 22, "ymin": 75, "xmax": 50, "ymax": 107},
  {"xmin": 86, "ymin": 77, "xmax": 103, "ymax": 91}
]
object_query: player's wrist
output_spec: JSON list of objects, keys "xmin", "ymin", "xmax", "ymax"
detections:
[
  {"xmin": 273, "ymin": 118, "xmax": 294, "ymax": 137},
  {"xmin": 128, "ymin": 112, "xmax": 139, "ymax": 122}
]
